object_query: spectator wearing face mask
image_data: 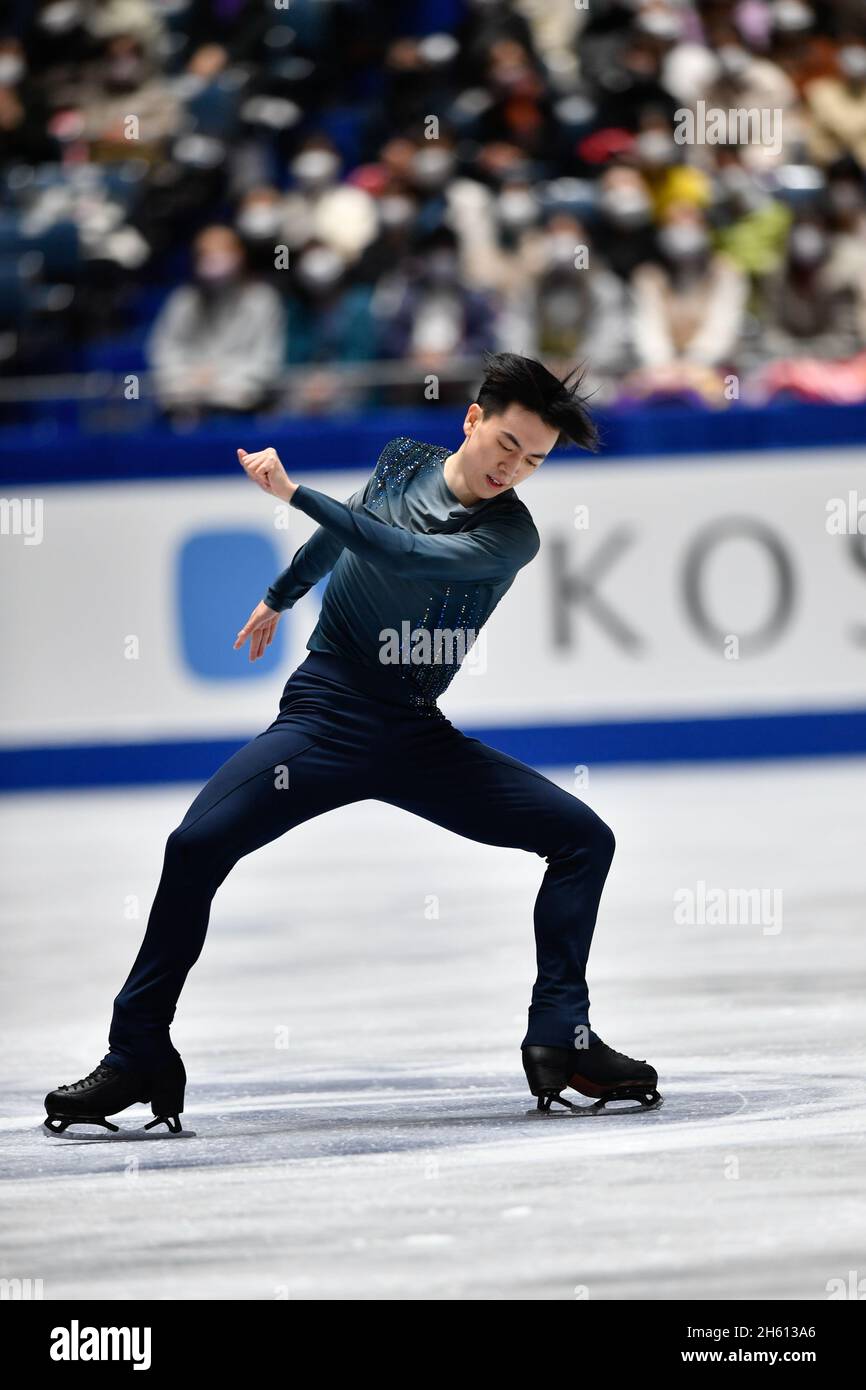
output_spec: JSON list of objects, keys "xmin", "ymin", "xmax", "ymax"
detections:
[
  {"xmin": 698, "ymin": 20, "xmax": 801, "ymax": 170},
  {"xmin": 591, "ymin": 31, "xmax": 681, "ymax": 131},
  {"xmin": 441, "ymin": 165, "xmax": 541, "ymax": 303},
  {"xmin": 755, "ymin": 215, "xmax": 863, "ymax": 359},
  {"xmin": 63, "ymin": 31, "xmax": 180, "ymax": 164},
  {"xmin": 632, "ymin": 114, "xmax": 714, "ymax": 219},
  {"xmin": 147, "ymin": 224, "xmax": 285, "ymax": 421},
  {"xmin": 286, "ymin": 238, "xmax": 376, "ymax": 367},
  {"xmin": 472, "ymin": 37, "xmax": 565, "ymax": 167},
  {"xmin": 632, "ymin": 1, "xmax": 731, "ymax": 111},
  {"xmin": 379, "ymin": 32, "xmax": 462, "ymax": 135},
  {"xmin": 662, "ymin": 3, "xmax": 724, "ymax": 106},
  {"xmin": 375, "ymin": 225, "xmax": 496, "ymax": 403},
  {"xmin": 403, "ymin": 132, "xmax": 462, "ymax": 236},
  {"xmin": 234, "ymin": 186, "xmax": 287, "ymax": 282},
  {"xmin": 805, "ymin": 39, "xmax": 866, "ymax": 169},
  {"xmin": 21, "ymin": 0, "xmax": 96, "ymax": 84},
  {"xmin": 631, "ymin": 201, "xmax": 748, "ymax": 369},
  {"xmin": 523, "ymin": 213, "xmax": 633, "ymax": 377},
  {"xmin": 595, "ymin": 165, "xmax": 661, "ymax": 280},
  {"xmin": 280, "ymin": 236, "xmax": 377, "ymax": 414},
  {"xmin": 276, "ymin": 137, "xmax": 379, "ymax": 266},
  {"xmin": 571, "ymin": 0, "xmax": 645, "ymax": 83},
  {"xmin": 768, "ymin": 0, "xmax": 839, "ymax": 95},
  {"xmin": 0, "ymin": 34, "xmax": 27, "ymax": 88},
  {"xmin": 366, "ymin": 129, "xmax": 475, "ymax": 260},
  {"xmin": 353, "ymin": 191, "xmax": 421, "ymax": 286},
  {"xmin": 450, "ymin": 185, "xmax": 627, "ymax": 368}
]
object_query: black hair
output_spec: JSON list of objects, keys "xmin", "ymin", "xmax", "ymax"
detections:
[{"xmin": 475, "ymin": 351, "xmax": 600, "ymax": 452}]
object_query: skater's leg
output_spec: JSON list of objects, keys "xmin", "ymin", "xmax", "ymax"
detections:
[
  {"xmin": 102, "ymin": 723, "xmax": 365, "ymax": 1072},
  {"xmin": 378, "ymin": 721, "xmax": 615, "ymax": 1050}
]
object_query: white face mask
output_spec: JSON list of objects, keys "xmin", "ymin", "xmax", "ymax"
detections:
[
  {"xmin": 599, "ymin": 188, "xmax": 651, "ymax": 226},
  {"xmin": 297, "ymin": 245, "xmax": 344, "ymax": 290},
  {"xmin": 38, "ymin": 1, "xmax": 81, "ymax": 33},
  {"xmin": 0, "ymin": 55, "xmax": 25, "ymax": 85},
  {"xmin": 789, "ymin": 225, "xmax": 827, "ymax": 264},
  {"xmin": 637, "ymin": 10, "xmax": 682, "ymax": 41},
  {"xmin": 545, "ymin": 231, "xmax": 579, "ymax": 268},
  {"xmin": 659, "ymin": 223, "xmax": 709, "ymax": 259},
  {"xmin": 717, "ymin": 45, "xmax": 751, "ymax": 81},
  {"xmin": 291, "ymin": 150, "xmax": 339, "ymax": 188},
  {"xmin": 378, "ymin": 195, "xmax": 415, "ymax": 229},
  {"xmin": 236, "ymin": 204, "xmax": 282, "ymax": 239},
  {"xmin": 636, "ymin": 131, "xmax": 676, "ymax": 166},
  {"xmin": 417, "ymin": 33, "xmax": 459, "ymax": 66},
  {"xmin": 410, "ymin": 147, "xmax": 454, "ymax": 189},
  {"xmin": 772, "ymin": 0, "xmax": 813, "ymax": 34},
  {"xmin": 497, "ymin": 188, "xmax": 539, "ymax": 229},
  {"xmin": 839, "ymin": 46, "xmax": 866, "ymax": 81}
]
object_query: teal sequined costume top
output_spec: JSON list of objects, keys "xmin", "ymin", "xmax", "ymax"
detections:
[{"xmin": 264, "ymin": 436, "xmax": 540, "ymax": 707}]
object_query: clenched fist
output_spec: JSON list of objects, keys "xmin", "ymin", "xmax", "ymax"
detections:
[{"xmin": 237, "ymin": 446, "xmax": 298, "ymax": 503}]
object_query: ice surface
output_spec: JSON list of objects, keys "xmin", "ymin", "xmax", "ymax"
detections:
[{"xmin": 1, "ymin": 758, "xmax": 864, "ymax": 1300}]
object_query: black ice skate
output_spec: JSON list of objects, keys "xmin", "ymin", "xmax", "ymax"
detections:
[
  {"xmin": 44, "ymin": 1056, "xmax": 187, "ymax": 1136},
  {"xmin": 522, "ymin": 1040, "xmax": 663, "ymax": 1116}
]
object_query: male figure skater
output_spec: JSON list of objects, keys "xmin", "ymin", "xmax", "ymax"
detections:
[{"xmin": 44, "ymin": 354, "xmax": 660, "ymax": 1134}]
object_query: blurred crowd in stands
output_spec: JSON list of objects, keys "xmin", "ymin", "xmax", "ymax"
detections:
[{"xmin": 3, "ymin": 0, "xmax": 866, "ymax": 424}]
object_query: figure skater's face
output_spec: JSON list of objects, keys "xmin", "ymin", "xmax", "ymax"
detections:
[{"xmin": 462, "ymin": 402, "xmax": 557, "ymax": 498}]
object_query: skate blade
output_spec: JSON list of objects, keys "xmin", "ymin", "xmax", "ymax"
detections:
[
  {"xmin": 526, "ymin": 1091, "xmax": 664, "ymax": 1117},
  {"xmin": 42, "ymin": 1122, "xmax": 196, "ymax": 1141}
]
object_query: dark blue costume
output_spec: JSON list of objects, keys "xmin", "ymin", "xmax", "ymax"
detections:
[{"xmin": 103, "ymin": 438, "xmax": 613, "ymax": 1072}]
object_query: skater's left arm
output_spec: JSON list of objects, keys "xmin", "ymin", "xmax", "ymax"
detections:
[
  {"xmin": 263, "ymin": 480, "xmax": 370, "ymax": 611},
  {"xmin": 238, "ymin": 447, "xmax": 540, "ymax": 581}
]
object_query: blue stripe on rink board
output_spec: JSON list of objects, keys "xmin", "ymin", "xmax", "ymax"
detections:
[
  {"xmin": 2, "ymin": 708, "xmax": 866, "ymax": 791},
  {"xmin": 2, "ymin": 402, "xmax": 866, "ymax": 483}
]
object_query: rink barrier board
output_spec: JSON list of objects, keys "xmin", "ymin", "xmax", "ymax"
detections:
[
  {"xmin": 2, "ymin": 400, "xmax": 866, "ymax": 483},
  {"xmin": 3, "ymin": 411, "xmax": 865, "ymax": 787}
]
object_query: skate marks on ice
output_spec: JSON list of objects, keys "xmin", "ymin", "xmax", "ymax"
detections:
[
  {"xmin": 1, "ymin": 1067, "xmax": 863, "ymax": 1302},
  {"xmin": 1, "ymin": 1065, "xmax": 859, "ymax": 1179}
]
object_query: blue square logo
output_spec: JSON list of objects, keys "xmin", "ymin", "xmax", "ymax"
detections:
[{"xmin": 177, "ymin": 530, "xmax": 285, "ymax": 680}]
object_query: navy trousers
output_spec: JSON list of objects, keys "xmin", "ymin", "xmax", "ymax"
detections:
[{"xmin": 102, "ymin": 651, "xmax": 615, "ymax": 1073}]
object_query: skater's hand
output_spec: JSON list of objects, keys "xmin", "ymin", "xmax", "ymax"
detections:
[
  {"xmin": 234, "ymin": 601, "xmax": 281, "ymax": 662},
  {"xmin": 237, "ymin": 446, "xmax": 297, "ymax": 503}
]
